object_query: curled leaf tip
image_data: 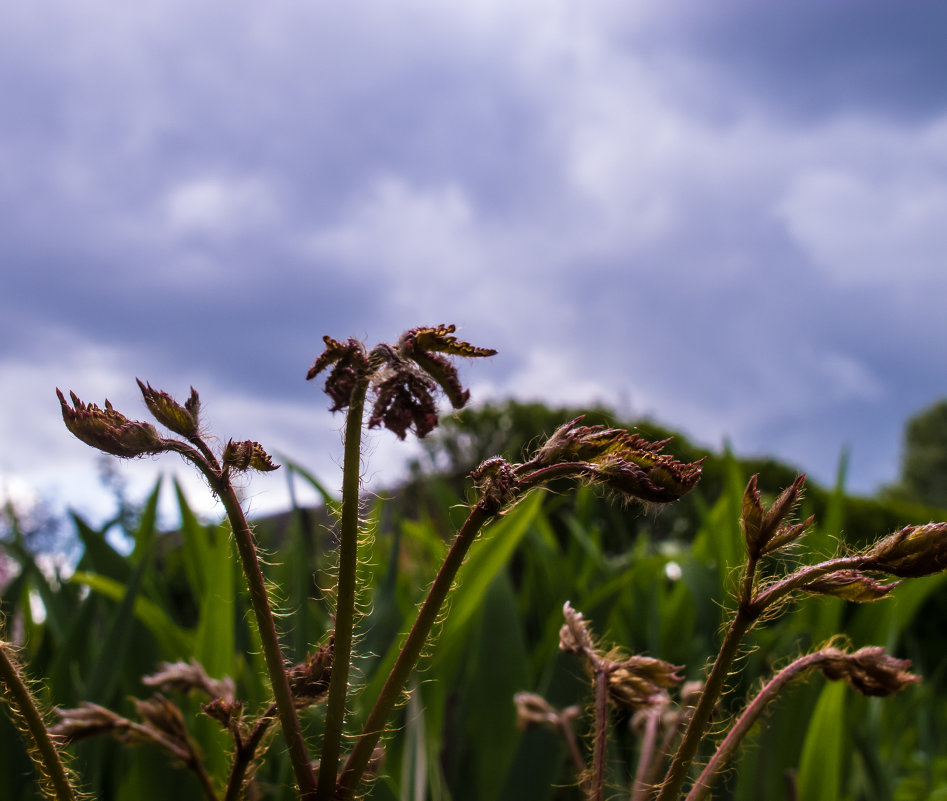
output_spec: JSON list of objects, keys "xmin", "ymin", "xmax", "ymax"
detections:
[{"xmin": 402, "ymin": 324, "xmax": 497, "ymax": 359}]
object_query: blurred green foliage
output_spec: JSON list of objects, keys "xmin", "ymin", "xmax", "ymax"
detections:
[{"xmin": 2, "ymin": 400, "xmax": 947, "ymax": 800}]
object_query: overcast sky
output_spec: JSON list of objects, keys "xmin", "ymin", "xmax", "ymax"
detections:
[{"xmin": 4, "ymin": 1, "xmax": 947, "ymax": 528}]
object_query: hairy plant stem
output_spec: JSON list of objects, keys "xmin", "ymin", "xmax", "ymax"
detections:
[
  {"xmin": 685, "ymin": 652, "xmax": 828, "ymax": 801},
  {"xmin": 217, "ymin": 482, "xmax": 316, "ymax": 800},
  {"xmin": 0, "ymin": 639, "xmax": 76, "ymax": 801},
  {"xmin": 317, "ymin": 384, "xmax": 368, "ymax": 801},
  {"xmin": 335, "ymin": 500, "xmax": 496, "ymax": 801},
  {"xmin": 631, "ymin": 708, "xmax": 662, "ymax": 801},
  {"xmin": 589, "ymin": 665, "xmax": 610, "ymax": 801},
  {"xmin": 656, "ymin": 553, "xmax": 761, "ymax": 801},
  {"xmin": 224, "ymin": 703, "xmax": 277, "ymax": 801}
]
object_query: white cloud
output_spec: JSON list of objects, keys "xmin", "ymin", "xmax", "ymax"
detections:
[
  {"xmin": 163, "ymin": 175, "xmax": 278, "ymax": 237},
  {"xmin": 777, "ymin": 167, "xmax": 947, "ymax": 285}
]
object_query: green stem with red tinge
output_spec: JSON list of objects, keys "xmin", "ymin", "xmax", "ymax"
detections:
[
  {"xmin": 317, "ymin": 383, "xmax": 368, "ymax": 801},
  {"xmin": 335, "ymin": 500, "xmax": 496, "ymax": 800}
]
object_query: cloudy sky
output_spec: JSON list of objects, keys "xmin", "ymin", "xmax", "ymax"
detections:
[{"xmin": 4, "ymin": 1, "xmax": 947, "ymax": 528}]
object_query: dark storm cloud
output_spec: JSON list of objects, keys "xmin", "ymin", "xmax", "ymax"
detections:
[{"xmin": 661, "ymin": 1, "xmax": 947, "ymax": 122}]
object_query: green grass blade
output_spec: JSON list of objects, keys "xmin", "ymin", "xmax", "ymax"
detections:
[{"xmin": 796, "ymin": 680, "xmax": 847, "ymax": 801}]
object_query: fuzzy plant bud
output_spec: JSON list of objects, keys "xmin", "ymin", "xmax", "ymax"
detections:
[
  {"xmin": 132, "ymin": 694, "xmax": 190, "ymax": 748},
  {"xmin": 309, "ymin": 325, "xmax": 495, "ymax": 440},
  {"xmin": 741, "ymin": 474, "xmax": 813, "ymax": 557},
  {"xmin": 559, "ymin": 601, "xmax": 595, "ymax": 656},
  {"xmin": 201, "ymin": 697, "xmax": 244, "ymax": 731},
  {"xmin": 51, "ymin": 703, "xmax": 125, "ymax": 744},
  {"xmin": 863, "ymin": 523, "xmax": 947, "ymax": 578},
  {"xmin": 591, "ymin": 452, "xmax": 703, "ymax": 504},
  {"xmin": 222, "ymin": 439, "xmax": 279, "ymax": 473},
  {"xmin": 142, "ymin": 659, "xmax": 235, "ymax": 701},
  {"xmin": 288, "ymin": 645, "xmax": 332, "ymax": 708},
  {"xmin": 137, "ymin": 380, "xmax": 201, "ymax": 438},
  {"xmin": 58, "ymin": 389, "xmax": 164, "ymax": 458},
  {"xmin": 802, "ymin": 569, "xmax": 900, "ymax": 602},
  {"xmin": 529, "ymin": 418, "xmax": 702, "ymax": 503},
  {"xmin": 819, "ymin": 646, "xmax": 920, "ymax": 697},
  {"xmin": 470, "ymin": 457, "xmax": 517, "ymax": 512},
  {"xmin": 306, "ymin": 335, "xmax": 371, "ymax": 412},
  {"xmin": 368, "ymin": 371, "xmax": 439, "ymax": 439},
  {"xmin": 513, "ymin": 692, "xmax": 560, "ymax": 730},
  {"xmin": 607, "ymin": 656, "xmax": 684, "ymax": 711}
]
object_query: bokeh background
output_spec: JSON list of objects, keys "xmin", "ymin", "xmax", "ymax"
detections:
[{"xmin": 4, "ymin": 0, "xmax": 947, "ymax": 523}]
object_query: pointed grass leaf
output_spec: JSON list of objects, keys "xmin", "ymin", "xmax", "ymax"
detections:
[
  {"xmin": 70, "ymin": 571, "xmax": 192, "ymax": 658},
  {"xmin": 797, "ymin": 680, "xmax": 847, "ymax": 801},
  {"xmin": 441, "ymin": 490, "xmax": 543, "ymax": 635}
]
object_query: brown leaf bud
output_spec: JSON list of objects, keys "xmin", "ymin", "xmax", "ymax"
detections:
[
  {"xmin": 132, "ymin": 695, "xmax": 190, "ymax": 747},
  {"xmin": 590, "ymin": 451, "xmax": 703, "ymax": 504},
  {"xmin": 513, "ymin": 692, "xmax": 560, "ymax": 729},
  {"xmin": 201, "ymin": 697, "xmax": 244, "ymax": 730},
  {"xmin": 863, "ymin": 523, "xmax": 947, "ymax": 578},
  {"xmin": 137, "ymin": 380, "xmax": 200, "ymax": 438},
  {"xmin": 306, "ymin": 335, "xmax": 371, "ymax": 412},
  {"xmin": 58, "ymin": 389, "xmax": 164, "ymax": 458},
  {"xmin": 367, "ymin": 372, "xmax": 438, "ymax": 440},
  {"xmin": 222, "ymin": 439, "xmax": 280, "ymax": 473},
  {"xmin": 607, "ymin": 656, "xmax": 684, "ymax": 711},
  {"xmin": 741, "ymin": 474, "xmax": 809, "ymax": 557},
  {"xmin": 802, "ymin": 570, "xmax": 901, "ymax": 602},
  {"xmin": 51, "ymin": 703, "xmax": 125, "ymax": 744},
  {"xmin": 819, "ymin": 646, "xmax": 920, "ymax": 697},
  {"xmin": 288, "ymin": 645, "xmax": 332, "ymax": 708},
  {"xmin": 559, "ymin": 601, "xmax": 595, "ymax": 656},
  {"xmin": 470, "ymin": 456, "xmax": 517, "ymax": 511},
  {"xmin": 143, "ymin": 659, "xmax": 235, "ymax": 701}
]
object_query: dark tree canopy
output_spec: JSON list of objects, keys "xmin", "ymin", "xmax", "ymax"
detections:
[{"xmin": 898, "ymin": 400, "xmax": 947, "ymax": 509}]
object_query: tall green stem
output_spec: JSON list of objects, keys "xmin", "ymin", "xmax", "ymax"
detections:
[
  {"xmin": 335, "ymin": 501, "xmax": 495, "ymax": 800},
  {"xmin": 656, "ymin": 611, "xmax": 753, "ymax": 801},
  {"xmin": 218, "ymin": 484, "xmax": 317, "ymax": 800},
  {"xmin": 0, "ymin": 639, "xmax": 76, "ymax": 801},
  {"xmin": 656, "ymin": 550, "xmax": 763, "ymax": 801},
  {"xmin": 318, "ymin": 385, "xmax": 367, "ymax": 800}
]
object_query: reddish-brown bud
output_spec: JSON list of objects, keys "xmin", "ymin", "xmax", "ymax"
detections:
[
  {"xmin": 222, "ymin": 439, "xmax": 280, "ymax": 473},
  {"xmin": 137, "ymin": 379, "xmax": 201, "ymax": 438},
  {"xmin": 864, "ymin": 522, "xmax": 947, "ymax": 578},
  {"xmin": 590, "ymin": 451, "xmax": 702, "ymax": 504},
  {"xmin": 143, "ymin": 659, "xmax": 235, "ymax": 700},
  {"xmin": 287, "ymin": 645, "xmax": 332, "ymax": 708},
  {"xmin": 819, "ymin": 646, "xmax": 920, "ymax": 697},
  {"xmin": 741, "ymin": 474, "xmax": 810, "ymax": 557},
  {"xmin": 309, "ymin": 326, "xmax": 495, "ymax": 440},
  {"xmin": 58, "ymin": 389, "xmax": 164, "ymax": 458},
  {"xmin": 306, "ymin": 335, "xmax": 371, "ymax": 412},
  {"xmin": 559, "ymin": 601, "xmax": 595, "ymax": 656},
  {"xmin": 802, "ymin": 570, "xmax": 900, "ymax": 602},
  {"xmin": 607, "ymin": 655, "xmax": 684, "ymax": 711},
  {"xmin": 50, "ymin": 703, "xmax": 124, "ymax": 744}
]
